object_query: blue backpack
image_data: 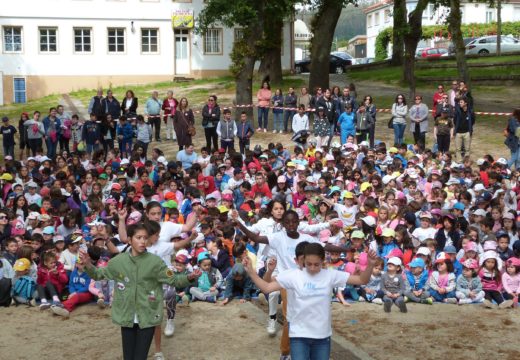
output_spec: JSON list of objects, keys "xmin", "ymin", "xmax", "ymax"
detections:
[{"xmin": 12, "ymin": 276, "xmax": 37, "ymax": 300}]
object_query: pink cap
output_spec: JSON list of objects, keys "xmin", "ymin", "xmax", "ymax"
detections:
[
  {"xmin": 464, "ymin": 241, "xmax": 478, "ymax": 253},
  {"xmin": 319, "ymin": 229, "xmax": 331, "ymax": 243},
  {"xmin": 385, "ymin": 248, "xmax": 404, "ymax": 259}
]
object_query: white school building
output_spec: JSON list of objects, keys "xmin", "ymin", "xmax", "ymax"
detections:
[{"xmin": 0, "ymin": 0, "xmax": 295, "ymax": 105}]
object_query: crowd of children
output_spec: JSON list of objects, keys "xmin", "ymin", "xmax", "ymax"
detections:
[{"xmin": 1, "ymin": 86, "xmax": 520, "ymax": 360}]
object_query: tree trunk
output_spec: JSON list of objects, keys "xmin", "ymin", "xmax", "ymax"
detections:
[
  {"xmin": 448, "ymin": 0, "xmax": 470, "ymax": 85},
  {"xmin": 497, "ymin": 0, "xmax": 502, "ymax": 56},
  {"xmin": 403, "ymin": 0, "xmax": 429, "ymax": 100},
  {"xmin": 258, "ymin": 17, "xmax": 284, "ymax": 85},
  {"xmin": 309, "ymin": 0, "xmax": 343, "ymax": 91},
  {"xmin": 391, "ymin": 0, "xmax": 407, "ymax": 66}
]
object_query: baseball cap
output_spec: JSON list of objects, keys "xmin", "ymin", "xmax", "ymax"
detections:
[
  {"xmin": 435, "ymin": 252, "xmax": 448, "ymax": 264},
  {"xmin": 452, "ymin": 202, "xmax": 465, "ymax": 211},
  {"xmin": 387, "ymin": 257, "xmax": 402, "ymax": 266},
  {"xmin": 42, "ymin": 226, "xmax": 55, "ymax": 235},
  {"xmin": 381, "ymin": 228, "xmax": 395, "ymax": 238},
  {"xmin": 361, "ymin": 216, "xmax": 376, "ymax": 227},
  {"xmin": 419, "ymin": 211, "xmax": 432, "ymax": 220},
  {"xmin": 343, "ymin": 191, "xmax": 354, "ymax": 199},
  {"xmin": 443, "ymin": 245, "xmax": 457, "ymax": 254},
  {"xmin": 13, "ymin": 258, "xmax": 31, "ymax": 272},
  {"xmin": 351, "ymin": 230, "xmax": 365, "ymax": 239},
  {"xmin": 111, "ymin": 183, "xmax": 122, "ymax": 191},
  {"xmin": 0, "ymin": 173, "xmax": 13, "ymax": 181},
  {"xmin": 360, "ymin": 182, "xmax": 372, "ymax": 192},
  {"xmin": 409, "ymin": 258, "xmax": 425, "ymax": 269},
  {"xmin": 416, "ymin": 247, "xmax": 431, "ymax": 256},
  {"xmin": 53, "ymin": 235, "xmax": 65, "ymax": 244},
  {"xmin": 27, "ymin": 181, "xmax": 38, "ymax": 188},
  {"xmin": 462, "ymin": 258, "xmax": 479, "ymax": 270},
  {"xmin": 217, "ymin": 205, "xmax": 229, "ymax": 214},
  {"xmin": 473, "ymin": 209, "xmax": 487, "ymax": 217},
  {"xmin": 27, "ymin": 212, "xmax": 40, "ymax": 220},
  {"xmin": 99, "ymin": 173, "xmax": 109, "ymax": 180}
]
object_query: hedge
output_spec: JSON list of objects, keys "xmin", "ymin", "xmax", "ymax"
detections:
[{"xmin": 375, "ymin": 21, "xmax": 520, "ymax": 60}]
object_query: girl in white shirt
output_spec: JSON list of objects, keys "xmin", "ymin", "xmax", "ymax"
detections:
[{"xmin": 244, "ymin": 243, "xmax": 377, "ymax": 360}]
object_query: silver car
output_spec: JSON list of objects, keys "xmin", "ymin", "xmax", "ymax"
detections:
[{"xmin": 465, "ymin": 35, "xmax": 520, "ymax": 55}]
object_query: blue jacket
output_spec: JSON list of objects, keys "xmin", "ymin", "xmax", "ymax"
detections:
[
  {"xmin": 81, "ymin": 120, "xmax": 100, "ymax": 145},
  {"xmin": 117, "ymin": 123, "xmax": 134, "ymax": 141},
  {"xmin": 236, "ymin": 121, "xmax": 254, "ymax": 140},
  {"xmin": 405, "ymin": 269, "xmax": 429, "ymax": 291},
  {"xmin": 454, "ymin": 106, "xmax": 475, "ymax": 134},
  {"xmin": 453, "ymin": 259, "xmax": 463, "ymax": 278},
  {"xmin": 337, "ymin": 111, "xmax": 356, "ymax": 133},
  {"xmin": 69, "ymin": 268, "xmax": 91, "ymax": 294},
  {"xmin": 42, "ymin": 117, "xmax": 62, "ymax": 136}
]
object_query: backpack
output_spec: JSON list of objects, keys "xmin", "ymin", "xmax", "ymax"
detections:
[{"xmin": 12, "ymin": 276, "xmax": 37, "ymax": 300}]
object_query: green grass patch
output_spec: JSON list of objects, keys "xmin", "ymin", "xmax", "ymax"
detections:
[{"xmin": 0, "ymin": 94, "xmax": 63, "ymax": 123}]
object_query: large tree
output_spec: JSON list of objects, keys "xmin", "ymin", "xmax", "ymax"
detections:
[
  {"xmin": 197, "ymin": 0, "xmax": 266, "ymax": 118},
  {"xmin": 309, "ymin": 0, "xmax": 353, "ymax": 91},
  {"xmin": 447, "ymin": 0, "xmax": 470, "ymax": 85},
  {"xmin": 390, "ymin": 0, "xmax": 407, "ymax": 65}
]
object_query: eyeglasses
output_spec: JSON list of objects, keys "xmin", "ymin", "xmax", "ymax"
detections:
[{"xmin": 0, "ymin": 216, "xmax": 7, "ymax": 220}]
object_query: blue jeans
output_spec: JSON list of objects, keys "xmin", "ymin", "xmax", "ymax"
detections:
[
  {"xmin": 393, "ymin": 123, "xmax": 406, "ymax": 145},
  {"xmin": 257, "ymin": 107, "xmax": 269, "ymax": 129},
  {"xmin": 120, "ymin": 139, "xmax": 132, "ymax": 158},
  {"xmin": 273, "ymin": 112, "xmax": 283, "ymax": 132},
  {"xmin": 290, "ymin": 336, "xmax": 331, "ymax": 360},
  {"xmin": 284, "ymin": 110, "xmax": 295, "ymax": 132},
  {"xmin": 509, "ymin": 147, "xmax": 520, "ymax": 170},
  {"xmin": 46, "ymin": 139, "xmax": 58, "ymax": 159},
  {"xmin": 430, "ymin": 289, "xmax": 456, "ymax": 302},
  {"xmin": 86, "ymin": 142, "xmax": 99, "ymax": 155}
]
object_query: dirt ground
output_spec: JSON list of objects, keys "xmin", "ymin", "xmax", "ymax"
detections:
[
  {"xmin": 332, "ymin": 302, "xmax": 520, "ymax": 360},
  {"xmin": 0, "ymin": 302, "xmax": 280, "ymax": 360}
]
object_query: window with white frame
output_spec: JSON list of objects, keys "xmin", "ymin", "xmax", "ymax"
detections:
[
  {"xmin": 108, "ymin": 28, "xmax": 125, "ymax": 53},
  {"xmin": 141, "ymin": 28, "xmax": 158, "ymax": 53},
  {"xmin": 368, "ymin": 15, "xmax": 372, "ymax": 28},
  {"xmin": 74, "ymin": 28, "xmax": 91, "ymax": 53},
  {"xmin": 204, "ymin": 28, "xmax": 222, "ymax": 54},
  {"xmin": 3, "ymin": 26, "xmax": 22, "ymax": 52},
  {"xmin": 486, "ymin": 10, "xmax": 494, "ymax": 23},
  {"xmin": 374, "ymin": 12, "xmax": 380, "ymax": 26},
  {"xmin": 39, "ymin": 27, "xmax": 57, "ymax": 52}
]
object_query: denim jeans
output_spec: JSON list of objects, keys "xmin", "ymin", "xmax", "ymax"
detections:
[
  {"xmin": 284, "ymin": 110, "xmax": 295, "ymax": 132},
  {"xmin": 429, "ymin": 289, "xmax": 456, "ymax": 302},
  {"xmin": 257, "ymin": 107, "xmax": 269, "ymax": 129},
  {"xmin": 273, "ymin": 112, "xmax": 283, "ymax": 132},
  {"xmin": 46, "ymin": 139, "xmax": 58, "ymax": 159},
  {"xmin": 290, "ymin": 336, "xmax": 331, "ymax": 360},
  {"xmin": 86, "ymin": 142, "xmax": 100, "ymax": 155},
  {"xmin": 509, "ymin": 147, "xmax": 520, "ymax": 170},
  {"xmin": 393, "ymin": 123, "xmax": 406, "ymax": 145}
]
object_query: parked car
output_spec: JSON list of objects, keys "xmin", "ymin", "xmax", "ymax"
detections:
[
  {"xmin": 448, "ymin": 37, "xmax": 477, "ymax": 55},
  {"xmin": 416, "ymin": 47, "xmax": 449, "ymax": 58},
  {"xmin": 465, "ymin": 35, "xmax": 520, "ymax": 55},
  {"xmin": 294, "ymin": 52, "xmax": 353, "ymax": 74},
  {"xmin": 355, "ymin": 57, "xmax": 375, "ymax": 65}
]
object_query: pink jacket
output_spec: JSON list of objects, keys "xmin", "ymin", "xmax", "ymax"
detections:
[
  {"xmin": 502, "ymin": 273, "xmax": 520, "ymax": 294},
  {"xmin": 479, "ymin": 269, "xmax": 502, "ymax": 292},
  {"xmin": 257, "ymin": 89, "xmax": 272, "ymax": 107}
]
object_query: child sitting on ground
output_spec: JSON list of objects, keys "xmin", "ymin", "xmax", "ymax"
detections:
[
  {"xmin": 358, "ymin": 257, "xmax": 384, "ymax": 304},
  {"xmin": 11, "ymin": 258, "xmax": 37, "ymax": 307},
  {"xmin": 456, "ymin": 259, "xmax": 485, "ymax": 304},
  {"xmin": 502, "ymin": 257, "xmax": 520, "ymax": 307},
  {"xmin": 173, "ymin": 254, "xmax": 192, "ymax": 306},
  {"xmin": 37, "ymin": 251, "xmax": 68, "ymax": 310},
  {"xmin": 428, "ymin": 252, "xmax": 457, "ymax": 303},
  {"xmin": 404, "ymin": 257, "xmax": 433, "ymax": 304},
  {"xmin": 480, "ymin": 252, "xmax": 513, "ymax": 309},
  {"xmin": 221, "ymin": 263, "xmax": 254, "ymax": 305},
  {"xmin": 381, "ymin": 256, "xmax": 407, "ymax": 313},
  {"xmin": 190, "ymin": 252, "xmax": 223, "ymax": 303},
  {"xmin": 51, "ymin": 260, "xmax": 93, "ymax": 317}
]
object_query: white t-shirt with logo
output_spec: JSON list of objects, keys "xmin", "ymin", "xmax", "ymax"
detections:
[
  {"xmin": 333, "ymin": 203, "xmax": 358, "ymax": 227},
  {"xmin": 267, "ymin": 231, "xmax": 319, "ymax": 272},
  {"xmin": 277, "ymin": 268, "xmax": 349, "ymax": 339}
]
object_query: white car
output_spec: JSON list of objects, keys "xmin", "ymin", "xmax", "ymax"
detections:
[{"xmin": 465, "ymin": 35, "xmax": 520, "ymax": 55}]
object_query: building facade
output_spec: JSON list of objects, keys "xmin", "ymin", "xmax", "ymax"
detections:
[
  {"xmin": 0, "ymin": 0, "xmax": 294, "ymax": 105},
  {"xmin": 365, "ymin": 0, "xmax": 520, "ymax": 58}
]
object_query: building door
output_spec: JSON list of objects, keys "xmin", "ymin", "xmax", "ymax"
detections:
[
  {"xmin": 13, "ymin": 77, "xmax": 26, "ymax": 103},
  {"xmin": 174, "ymin": 29, "xmax": 190, "ymax": 75}
]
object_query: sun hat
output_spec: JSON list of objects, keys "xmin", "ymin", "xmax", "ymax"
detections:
[
  {"xmin": 463, "ymin": 242, "xmax": 478, "ymax": 253},
  {"xmin": 13, "ymin": 258, "xmax": 31, "ymax": 272},
  {"xmin": 360, "ymin": 182, "xmax": 372, "ymax": 192}
]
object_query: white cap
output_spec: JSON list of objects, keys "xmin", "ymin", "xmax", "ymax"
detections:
[
  {"xmin": 387, "ymin": 257, "xmax": 402, "ymax": 266},
  {"xmin": 496, "ymin": 158, "xmax": 508, "ymax": 166},
  {"xmin": 474, "ymin": 184, "xmax": 485, "ymax": 192},
  {"xmin": 416, "ymin": 247, "xmax": 431, "ymax": 256},
  {"xmin": 120, "ymin": 159, "xmax": 130, "ymax": 165},
  {"xmin": 473, "ymin": 209, "xmax": 487, "ymax": 217},
  {"xmin": 157, "ymin": 156, "xmax": 168, "ymax": 166},
  {"xmin": 359, "ymin": 141, "xmax": 369, "ymax": 147},
  {"xmin": 361, "ymin": 216, "xmax": 376, "ymax": 227},
  {"xmin": 476, "ymin": 158, "xmax": 485, "ymax": 166}
]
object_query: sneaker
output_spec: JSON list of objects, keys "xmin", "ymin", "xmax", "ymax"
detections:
[
  {"xmin": 499, "ymin": 300, "xmax": 514, "ymax": 309},
  {"xmin": 52, "ymin": 300, "xmax": 63, "ymax": 307},
  {"xmin": 397, "ymin": 300, "xmax": 408, "ymax": 313},
  {"xmin": 273, "ymin": 130, "xmax": 277, "ymax": 134},
  {"xmin": 279, "ymin": 130, "xmax": 284, "ymax": 134},
  {"xmin": 29, "ymin": 299, "xmax": 37, "ymax": 307},
  {"xmin": 51, "ymin": 305, "xmax": 70, "ymax": 318},
  {"xmin": 257, "ymin": 127, "xmax": 262, "ymax": 132},
  {"xmin": 39, "ymin": 302, "xmax": 51, "ymax": 311},
  {"xmin": 384, "ymin": 301, "xmax": 392, "ymax": 313},
  {"xmin": 97, "ymin": 298, "xmax": 106, "ymax": 309},
  {"xmin": 280, "ymin": 355, "xmax": 291, "ymax": 360},
  {"xmin": 358, "ymin": 296, "xmax": 366, "ymax": 302},
  {"xmin": 257, "ymin": 293, "xmax": 268, "ymax": 306},
  {"xmin": 421, "ymin": 298, "xmax": 433, "ymax": 305},
  {"xmin": 153, "ymin": 352, "xmax": 165, "ymax": 360},
  {"xmin": 164, "ymin": 319, "xmax": 175, "ymax": 337},
  {"xmin": 403, "ymin": 296, "xmax": 409, "ymax": 303},
  {"xmin": 181, "ymin": 295, "xmax": 190, "ymax": 306},
  {"xmin": 372, "ymin": 298, "xmax": 383, "ymax": 305},
  {"xmin": 206, "ymin": 296, "xmax": 216, "ymax": 303},
  {"xmin": 445, "ymin": 298, "xmax": 458, "ymax": 304},
  {"xmin": 458, "ymin": 299, "xmax": 472, "ymax": 305},
  {"xmin": 482, "ymin": 299, "xmax": 494, "ymax": 309},
  {"xmin": 263, "ymin": 128, "xmax": 267, "ymax": 133},
  {"xmin": 267, "ymin": 318, "xmax": 277, "ymax": 337}
]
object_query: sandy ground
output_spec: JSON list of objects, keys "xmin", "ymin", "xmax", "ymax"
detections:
[
  {"xmin": 0, "ymin": 301, "xmax": 280, "ymax": 360},
  {"xmin": 332, "ymin": 302, "xmax": 520, "ymax": 360}
]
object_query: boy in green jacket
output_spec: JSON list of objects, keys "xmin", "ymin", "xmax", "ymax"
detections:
[{"xmin": 80, "ymin": 223, "xmax": 200, "ymax": 360}]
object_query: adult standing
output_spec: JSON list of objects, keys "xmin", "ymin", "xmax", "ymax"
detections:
[
  {"xmin": 505, "ymin": 108, "xmax": 520, "ymax": 170},
  {"xmin": 18, "ymin": 112, "xmax": 30, "ymax": 160},
  {"xmin": 408, "ymin": 95, "xmax": 429, "ymax": 152},
  {"xmin": 176, "ymin": 144, "xmax": 197, "ymax": 171},
  {"xmin": 87, "ymin": 88, "xmax": 105, "ymax": 121},
  {"xmin": 162, "ymin": 90, "xmax": 178, "ymax": 142},
  {"xmin": 453, "ymin": 97, "xmax": 475, "ymax": 161},
  {"xmin": 257, "ymin": 80, "xmax": 272, "ymax": 132},
  {"xmin": 1, "ymin": 117, "xmax": 17, "ymax": 159},
  {"xmin": 121, "ymin": 90, "xmax": 138, "ymax": 119},
  {"xmin": 42, "ymin": 107, "xmax": 61, "ymax": 160},
  {"xmin": 363, "ymin": 95, "xmax": 377, "ymax": 148},
  {"xmin": 272, "ymin": 89, "xmax": 284, "ymax": 134},
  {"xmin": 448, "ymin": 80, "xmax": 458, "ymax": 107},
  {"xmin": 102, "ymin": 90, "xmax": 121, "ymax": 121},
  {"xmin": 435, "ymin": 93, "xmax": 454, "ymax": 119},
  {"xmin": 24, "ymin": 111, "xmax": 45, "ymax": 156},
  {"xmin": 100, "ymin": 114, "xmax": 116, "ymax": 156},
  {"xmin": 297, "ymin": 87, "xmax": 311, "ymax": 114},
  {"xmin": 432, "ymin": 84, "xmax": 445, "ymax": 113},
  {"xmin": 144, "ymin": 91, "xmax": 162, "ymax": 142},
  {"xmin": 391, "ymin": 94, "xmax": 408, "ymax": 146},
  {"xmin": 316, "ymin": 89, "xmax": 337, "ymax": 146},
  {"xmin": 201, "ymin": 95, "xmax": 220, "ymax": 152},
  {"xmin": 338, "ymin": 87, "xmax": 358, "ymax": 114},
  {"xmin": 173, "ymin": 97, "xmax": 195, "ymax": 151},
  {"xmin": 283, "ymin": 87, "xmax": 297, "ymax": 134}
]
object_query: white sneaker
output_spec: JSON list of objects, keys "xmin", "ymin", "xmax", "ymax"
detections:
[
  {"xmin": 358, "ymin": 296, "xmax": 366, "ymax": 302},
  {"xmin": 372, "ymin": 298, "xmax": 383, "ymax": 305},
  {"xmin": 499, "ymin": 300, "xmax": 514, "ymax": 309},
  {"xmin": 279, "ymin": 130, "xmax": 284, "ymax": 134},
  {"xmin": 263, "ymin": 128, "xmax": 267, "ymax": 133},
  {"xmin": 273, "ymin": 130, "xmax": 277, "ymax": 133},
  {"xmin": 257, "ymin": 293, "xmax": 268, "ymax": 306},
  {"xmin": 39, "ymin": 302, "xmax": 51, "ymax": 311},
  {"xmin": 164, "ymin": 319, "xmax": 175, "ymax": 337},
  {"xmin": 267, "ymin": 318, "xmax": 277, "ymax": 337},
  {"xmin": 153, "ymin": 352, "xmax": 165, "ymax": 360},
  {"xmin": 51, "ymin": 305, "xmax": 70, "ymax": 318}
]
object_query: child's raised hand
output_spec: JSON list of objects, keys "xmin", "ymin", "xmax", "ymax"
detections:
[
  {"xmin": 267, "ymin": 257, "xmax": 277, "ymax": 272},
  {"xmin": 366, "ymin": 249, "xmax": 378, "ymax": 265},
  {"xmin": 118, "ymin": 208, "xmax": 127, "ymax": 221},
  {"xmin": 243, "ymin": 257, "xmax": 254, "ymax": 274},
  {"xmin": 188, "ymin": 269, "xmax": 202, "ymax": 281},
  {"xmin": 79, "ymin": 249, "xmax": 90, "ymax": 265},
  {"xmin": 230, "ymin": 210, "xmax": 239, "ymax": 220}
]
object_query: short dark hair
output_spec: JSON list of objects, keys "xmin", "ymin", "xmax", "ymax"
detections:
[
  {"xmin": 295, "ymin": 241, "xmax": 309, "ymax": 258},
  {"xmin": 303, "ymin": 243, "xmax": 325, "ymax": 260}
]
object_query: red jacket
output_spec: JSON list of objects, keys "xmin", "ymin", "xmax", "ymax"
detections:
[
  {"xmin": 37, "ymin": 261, "xmax": 68, "ymax": 294},
  {"xmin": 162, "ymin": 98, "xmax": 178, "ymax": 123},
  {"xmin": 251, "ymin": 183, "xmax": 272, "ymax": 199}
]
